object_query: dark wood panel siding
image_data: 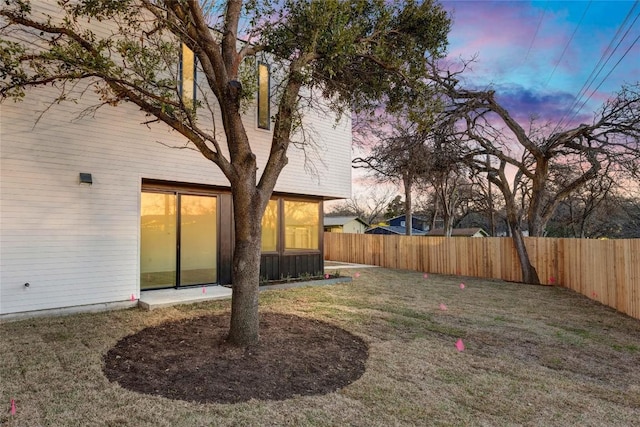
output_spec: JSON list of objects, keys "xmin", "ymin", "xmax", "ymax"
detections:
[
  {"xmin": 280, "ymin": 253, "xmax": 323, "ymax": 278},
  {"xmin": 260, "ymin": 254, "xmax": 280, "ymax": 281}
]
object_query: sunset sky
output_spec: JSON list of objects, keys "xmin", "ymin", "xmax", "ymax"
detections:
[
  {"xmin": 440, "ymin": 0, "xmax": 639, "ymax": 127},
  {"xmin": 345, "ymin": 0, "xmax": 640, "ymax": 202}
]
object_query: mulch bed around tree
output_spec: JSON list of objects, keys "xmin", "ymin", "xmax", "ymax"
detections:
[{"xmin": 103, "ymin": 312, "xmax": 368, "ymax": 404}]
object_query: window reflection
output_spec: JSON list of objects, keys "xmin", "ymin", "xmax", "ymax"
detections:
[
  {"xmin": 261, "ymin": 199, "xmax": 278, "ymax": 252},
  {"xmin": 258, "ymin": 62, "xmax": 270, "ymax": 129},
  {"xmin": 140, "ymin": 192, "xmax": 177, "ymax": 289},
  {"xmin": 284, "ymin": 201, "xmax": 319, "ymax": 250},
  {"xmin": 180, "ymin": 195, "xmax": 217, "ymax": 286},
  {"xmin": 180, "ymin": 43, "xmax": 195, "ymax": 108}
]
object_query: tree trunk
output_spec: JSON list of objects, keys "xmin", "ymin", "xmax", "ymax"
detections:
[
  {"xmin": 443, "ymin": 213, "xmax": 453, "ymax": 237},
  {"xmin": 440, "ymin": 189, "xmax": 453, "ymax": 237},
  {"xmin": 528, "ymin": 214, "xmax": 546, "ymax": 238},
  {"xmin": 505, "ymin": 199, "xmax": 540, "ymax": 284},
  {"xmin": 527, "ymin": 159, "xmax": 548, "ymax": 237},
  {"xmin": 431, "ymin": 197, "xmax": 439, "ymax": 231},
  {"xmin": 487, "ymin": 182, "xmax": 496, "ymax": 237},
  {"xmin": 227, "ymin": 184, "xmax": 264, "ymax": 346},
  {"xmin": 223, "ymin": 67, "xmax": 298, "ymax": 347},
  {"xmin": 510, "ymin": 221, "xmax": 540, "ymax": 284},
  {"xmin": 403, "ymin": 174, "xmax": 413, "ymax": 236},
  {"xmin": 497, "ymin": 177, "xmax": 540, "ymax": 284}
]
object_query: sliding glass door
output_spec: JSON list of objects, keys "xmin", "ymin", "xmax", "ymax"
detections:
[
  {"xmin": 179, "ymin": 194, "xmax": 217, "ymax": 286},
  {"xmin": 140, "ymin": 192, "xmax": 217, "ymax": 290},
  {"xmin": 140, "ymin": 192, "xmax": 177, "ymax": 289}
]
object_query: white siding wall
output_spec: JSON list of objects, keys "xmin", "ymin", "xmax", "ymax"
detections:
[{"xmin": 1, "ymin": 78, "xmax": 351, "ymax": 314}]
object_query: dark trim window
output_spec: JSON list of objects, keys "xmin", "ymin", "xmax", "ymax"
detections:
[
  {"xmin": 179, "ymin": 43, "xmax": 196, "ymax": 108},
  {"xmin": 284, "ymin": 200, "xmax": 320, "ymax": 250},
  {"xmin": 257, "ymin": 62, "xmax": 270, "ymax": 129}
]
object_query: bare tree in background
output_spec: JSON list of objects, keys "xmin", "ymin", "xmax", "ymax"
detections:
[
  {"xmin": 546, "ymin": 167, "xmax": 616, "ymax": 237},
  {"xmin": 420, "ymin": 140, "xmax": 473, "ymax": 236},
  {"xmin": 326, "ymin": 188, "xmax": 395, "ymax": 225},
  {"xmin": 354, "ymin": 120, "xmax": 434, "ymax": 235},
  {"xmin": 546, "ymin": 174, "xmax": 640, "ymax": 238}
]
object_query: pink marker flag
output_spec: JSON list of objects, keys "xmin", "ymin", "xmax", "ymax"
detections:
[
  {"xmin": 592, "ymin": 291, "xmax": 598, "ymax": 298},
  {"xmin": 324, "ymin": 273, "xmax": 330, "ymax": 279},
  {"xmin": 459, "ymin": 283, "xmax": 465, "ymax": 289},
  {"xmin": 354, "ymin": 272, "xmax": 360, "ymax": 278},
  {"xmin": 202, "ymin": 286, "xmax": 206, "ymax": 294},
  {"xmin": 10, "ymin": 399, "xmax": 16, "ymax": 415},
  {"xmin": 455, "ymin": 338, "xmax": 465, "ymax": 352},
  {"xmin": 423, "ymin": 273, "xmax": 429, "ymax": 279},
  {"xmin": 549, "ymin": 276, "xmax": 556, "ymax": 284},
  {"xmin": 130, "ymin": 294, "xmax": 136, "ymax": 302},
  {"xmin": 439, "ymin": 303, "xmax": 447, "ymax": 311}
]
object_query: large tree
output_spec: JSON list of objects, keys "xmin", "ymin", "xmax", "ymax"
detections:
[
  {"xmin": 0, "ymin": 0, "xmax": 450, "ymax": 345},
  {"xmin": 431, "ymin": 62, "xmax": 640, "ymax": 284}
]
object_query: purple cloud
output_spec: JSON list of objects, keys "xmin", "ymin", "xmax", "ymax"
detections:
[{"xmin": 491, "ymin": 83, "xmax": 593, "ymax": 126}]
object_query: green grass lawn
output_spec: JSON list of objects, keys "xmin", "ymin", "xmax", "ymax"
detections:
[{"xmin": 1, "ymin": 267, "xmax": 639, "ymax": 426}]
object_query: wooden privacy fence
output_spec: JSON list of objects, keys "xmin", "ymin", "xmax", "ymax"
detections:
[{"xmin": 324, "ymin": 232, "xmax": 640, "ymax": 321}]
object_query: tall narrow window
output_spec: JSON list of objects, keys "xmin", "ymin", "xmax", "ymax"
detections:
[
  {"xmin": 261, "ymin": 199, "xmax": 278, "ymax": 252},
  {"xmin": 284, "ymin": 201, "xmax": 319, "ymax": 250},
  {"xmin": 257, "ymin": 62, "xmax": 270, "ymax": 129},
  {"xmin": 180, "ymin": 43, "xmax": 196, "ymax": 108}
]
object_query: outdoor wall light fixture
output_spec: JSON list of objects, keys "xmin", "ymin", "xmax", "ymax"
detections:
[{"xmin": 79, "ymin": 172, "xmax": 93, "ymax": 185}]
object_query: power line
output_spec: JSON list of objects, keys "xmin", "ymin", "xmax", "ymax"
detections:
[
  {"xmin": 521, "ymin": 1, "xmax": 548, "ymax": 67},
  {"xmin": 555, "ymin": 2, "xmax": 638, "ymax": 130},
  {"xmin": 553, "ymin": 1, "xmax": 639, "ymax": 132},
  {"xmin": 564, "ymin": 8, "xmax": 640, "ymax": 126},
  {"xmin": 544, "ymin": 1, "xmax": 592, "ymax": 88},
  {"xmin": 568, "ymin": 31, "xmax": 640, "ymax": 124}
]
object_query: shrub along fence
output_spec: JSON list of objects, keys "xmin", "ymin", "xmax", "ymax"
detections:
[{"xmin": 324, "ymin": 232, "xmax": 640, "ymax": 321}]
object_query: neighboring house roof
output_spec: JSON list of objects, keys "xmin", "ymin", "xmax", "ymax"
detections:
[
  {"xmin": 365, "ymin": 225, "xmax": 428, "ymax": 236},
  {"xmin": 387, "ymin": 214, "xmax": 430, "ymax": 223},
  {"xmin": 427, "ymin": 228, "xmax": 489, "ymax": 237},
  {"xmin": 324, "ymin": 216, "xmax": 369, "ymax": 227}
]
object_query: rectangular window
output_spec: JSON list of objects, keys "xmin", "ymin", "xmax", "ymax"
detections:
[
  {"xmin": 257, "ymin": 62, "xmax": 270, "ymax": 129},
  {"xmin": 284, "ymin": 200, "xmax": 319, "ymax": 250},
  {"xmin": 180, "ymin": 43, "xmax": 196, "ymax": 108},
  {"xmin": 261, "ymin": 199, "xmax": 278, "ymax": 252}
]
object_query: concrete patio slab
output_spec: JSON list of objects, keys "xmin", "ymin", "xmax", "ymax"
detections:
[
  {"xmin": 139, "ymin": 285, "xmax": 232, "ymax": 311},
  {"xmin": 139, "ymin": 275, "xmax": 354, "ymax": 311}
]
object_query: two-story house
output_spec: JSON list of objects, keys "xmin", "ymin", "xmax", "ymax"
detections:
[{"xmin": 0, "ymin": 5, "xmax": 351, "ymax": 317}]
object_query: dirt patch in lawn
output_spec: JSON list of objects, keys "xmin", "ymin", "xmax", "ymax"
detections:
[{"xmin": 103, "ymin": 312, "xmax": 368, "ymax": 404}]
